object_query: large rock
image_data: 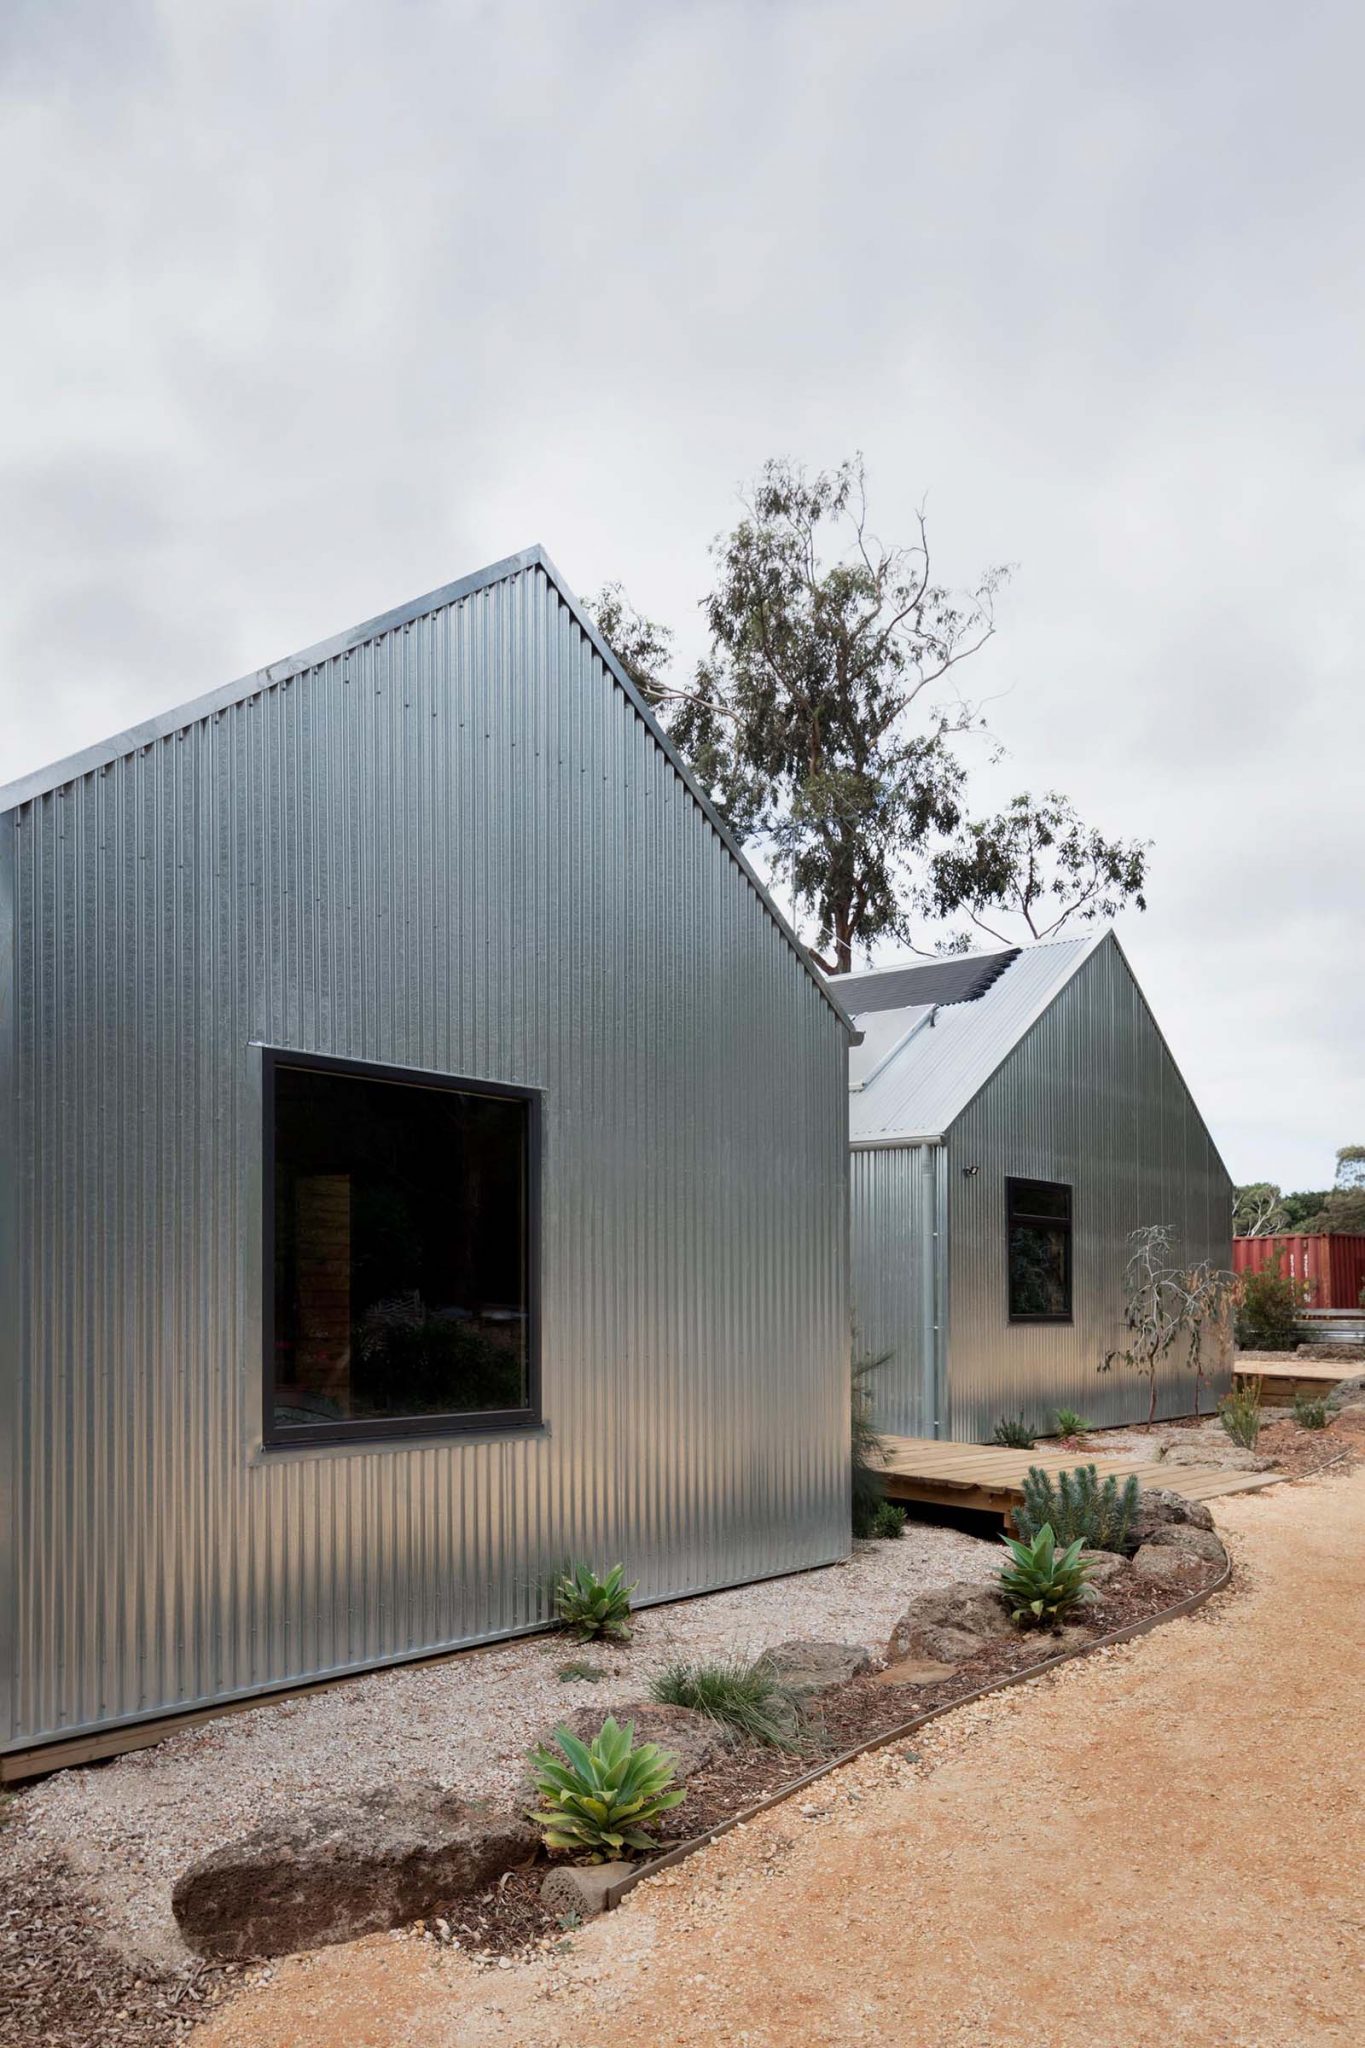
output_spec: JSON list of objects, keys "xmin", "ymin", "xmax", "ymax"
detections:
[
  {"xmin": 1126, "ymin": 1488, "xmax": 1215, "ymax": 1548},
  {"xmin": 1327, "ymin": 1373, "xmax": 1365, "ymax": 1411},
  {"xmin": 551, "ymin": 1702, "xmax": 733, "ymax": 1777},
  {"xmin": 172, "ymin": 1784, "xmax": 536, "ymax": 1962},
  {"xmin": 1078, "ymin": 1550, "xmax": 1131, "ymax": 1587},
  {"xmin": 758, "ymin": 1640, "xmax": 875, "ymax": 1697},
  {"xmin": 887, "ymin": 1581, "xmax": 1013, "ymax": 1665},
  {"xmin": 1131, "ymin": 1543, "xmax": 1210, "ymax": 1584},
  {"xmin": 1144, "ymin": 1525, "xmax": 1227, "ymax": 1567}
]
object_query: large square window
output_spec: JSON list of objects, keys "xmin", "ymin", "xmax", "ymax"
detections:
[
  {"xmin": 264, "ymin": 1051, "xmax": 539, "ymax": 1444},
  {"xmin": 1006, "ymin": 1177, "xmax": 1073, "ymax": 1322}
]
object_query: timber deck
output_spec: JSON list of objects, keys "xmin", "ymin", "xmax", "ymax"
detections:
[
  {"xmin": 1233, "ymin": 1358, "xmax": 1353, "ymax": 1405},
  {"xmin": 878, "ymin": 1434, "xmax": 1283, "ymax": 1522}
]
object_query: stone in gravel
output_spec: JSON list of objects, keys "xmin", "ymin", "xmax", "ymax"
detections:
[
  {"xmin": 1144, "ymin": 1525, "xmax": 1227, "ymax": 1566},
  {"xmin": 1130, "ymin": 1543, "xmax": 1208, "ymax": 1583},
  {"xmin": 886, "ymin": 1580, "xmax": 1013, "ymax": 1665},
  {"xmin": 541, "ymin": 1860, "xmax": 634, "ymax": 1920},
  {"xmin": 551, "ymin": 1703, "xmax": 734, "ymax": 1777},
  {"xmin": 1126, "ymin": 1488, "xmax": 1215, "ymax": 1547},
  {"xmin": 1327, "ymin": 1374, "xmax": 1365, "ymax": 1411},
  {"xmin": 171, "ymin": 1784, "xmax": 535, "ymax": 1962},
  {"xmin": 873, "ymin": 1655, "xmax": 961, "ymax": 1686},
  {"xmin": 758, "ymin": 1641, "xmax": 876, "ymax": 1697},
  {"xmin": 1079, "ymin": 1550, "xmax": 1131, "ymax": 1587}
]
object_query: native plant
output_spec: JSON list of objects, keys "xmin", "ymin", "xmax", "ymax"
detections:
[
  {"xmin": 1100, "ymin": 1225, "xmax": 1238, "ymax": 1422},
  {"xmin": 554, "ymin": 1562, "xmax": 636, "ymax": 1642},
  {"xmin": 851, "ymin": 1349, "xmax": 892, "ymax": 1538},
  {"xmin": 1292, "ymin": 1392, "xmax": 1330, "ymax": 1430},
  {"xmin": 869, "ymin": 1499, "xmax": 907, "ymax": 1539},
  {"xmin": 1235, "ymin": 1258, "xmax": 1308, "ymax": 1352},
  {"xmin": 1051, "ymin": 1408, "xmax": 1090, "ymax": 1440},
  {"xmin": 1218, "ymin": 1378, "xmax": 1263, "ymax": 1449},
  {"xmin": 998, "ymin": 1524, "xmax": 1094, "ymax": 1629},
  {"xmin": 991, "ymin": 1414, "xmax": 1036, "ymax": 1449},
  {"xmin": 1013, "ymin": 1464, "xmax": 1140, "ymax": 1553},
  {"xmin": 650, "ymin": 1658, "xmax": 802, "ymax": 1749},
  {"xmin": 527, "ymin": 1717, "xmax": 685, "ymax": 1860}
]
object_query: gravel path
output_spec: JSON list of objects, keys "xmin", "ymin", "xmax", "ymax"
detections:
[
  {"xmin": 191, "ymin": 1467, "xmax": 1365, "ymax": 2048},
  {"xmin": 7, "ymin": 1522, "xmax": 996, "ymax": 1976}
]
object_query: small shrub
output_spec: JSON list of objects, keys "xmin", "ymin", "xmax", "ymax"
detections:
[
  {"xmin": 869, "ymin": 1499, "xmax": 907, "ymax": 1540},
  {"xmin": 1052, "ymin": 1408, "xmax": 1090, "ymax": 1439},
  {"xmin": 1218, "ymin": 1379, "xmax": 1263, "ymax": 1449},
  {"xmin": 1235, "ymin": 1262, "xmax": 1307, "ymax": 1352},
  {"xmin": 527, "ymin": 1716, "xmax": 685, "ymax": 1860},
  {"xmin": 1014, "ymin": 1464, "xmax": 1140, "ymax": 1552},
  {"xmin": 998, "ymin": 1523, "xmax": 1094, "ymax": 1628},
  {"xmin": 554, "ymin": 1562, "xmax": 636, "ymax": 1642},
  {"xmin": 991, "ymin": 1415, "xmax": 1036, "ymax": 1449},
  {"xmin": 650, "ymin": 1658, "xmax": 802, "ymax": 1748},
  {"xmin": 556, "ymin": 1659, "xmax": 608, "ymax": 1683},
  {"xmin": 1292, "ymin": 1392, "xmax": 1330, "ymax": 1431},
  {"xmin": 851, "ymin": 1350, "xmax": 893, "ymax": 1538}
]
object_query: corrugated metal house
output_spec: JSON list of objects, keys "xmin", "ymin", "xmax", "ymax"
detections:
[
  {"xmin": 0, "ymin": 546, "xmax": 854, "ymax": 1771},
  {"xmin": 831, "ymin": 930, "xmax": 1233, "ymax": 1441}
]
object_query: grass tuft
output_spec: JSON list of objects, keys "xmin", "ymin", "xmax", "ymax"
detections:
[{"xmin": 649, "ymin": 1657, "xmax": 803, "ymax": 1749}]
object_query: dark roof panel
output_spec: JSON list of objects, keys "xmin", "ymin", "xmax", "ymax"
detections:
[{"xmin": 830, "ymin": 948, "xmax": 1020, "ymax": 1017}]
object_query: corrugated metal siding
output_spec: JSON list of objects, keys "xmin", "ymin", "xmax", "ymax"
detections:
[
  {"xmin": 944, "ymin": 935, "xmax": 1234, "ymax": 1438},
  {"xmin": 849, "ymin": 1144, "xmax": 946, "ymax": 1437},
  {"xmin": 1, "ymin": 563, "xmax": 850, "ymax": 1751}
]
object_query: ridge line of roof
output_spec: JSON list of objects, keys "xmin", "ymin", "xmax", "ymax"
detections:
[{"xmin": 0, "ymin": 543, "xmax": 854, "ymax": 1034}]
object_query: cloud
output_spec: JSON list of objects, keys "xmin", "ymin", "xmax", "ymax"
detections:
[{"xmin": 1, "ymin": 0, "xmax": 1361, "ymax": 1188}]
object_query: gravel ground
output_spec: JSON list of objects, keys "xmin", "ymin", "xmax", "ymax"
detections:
[
  {"xmin": 7, "ymin": 1521, "xmax": 996, "ymax": 1978},
  {"xmin": 191, "ymin": 1464, "xmax": 1365, "ymax": 2048}
]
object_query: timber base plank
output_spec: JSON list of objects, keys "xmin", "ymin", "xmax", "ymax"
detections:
[{"xmin": 879, "ymin": 1433, "xmax": 1283, "ymax": 1520}]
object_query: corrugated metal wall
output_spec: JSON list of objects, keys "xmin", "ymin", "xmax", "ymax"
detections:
[
  {"xmin": 849, "ymin": 1144, "xmax": 946, "ymax": 1437},
  {"xmin": 945, "ymin": 936, "xmax": 1234, "ymax": 1439},
  {"xmin": 0, "ymin": 562, "xmax": 850, "ymax": 1752}
]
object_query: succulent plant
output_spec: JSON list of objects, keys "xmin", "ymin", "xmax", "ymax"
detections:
[
  {"xmin": 998, "ymin": 1522, "xmax": 1094, "ymax": 1628},
  {"xmin": 554, "ymin": 1561, "xmax": 636, "ymax": 1642},
  {"xmin": 527, "ymin": 1715, "xmax": 685, "ymax": 1860}
]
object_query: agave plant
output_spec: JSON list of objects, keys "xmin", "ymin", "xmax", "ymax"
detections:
[
  {"xmin": 527, "ymin": 1716, "xmax": 686, "ymax": 1860},
  {"xmin": 554, "ymin": 1561, "xmax": 636, "ymax": 1641},
  {"xmin": 998, "ymin": 1522, "xmax": 1094, "ymax": 1628}
]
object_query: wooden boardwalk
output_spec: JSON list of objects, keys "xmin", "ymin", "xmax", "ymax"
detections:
[
  {"xmin": 1234, "ymin": 1358, "xmax": 1351, "ymax": 1406},
  {"xmin": 879, "ymin": 1434, "xmax": 1282, "ymax": 1522}
]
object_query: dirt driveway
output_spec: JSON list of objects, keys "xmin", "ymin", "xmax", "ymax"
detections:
[{"xmin": 196, "ymin": 1469, "xmax": 1365, "ymax": 2048}]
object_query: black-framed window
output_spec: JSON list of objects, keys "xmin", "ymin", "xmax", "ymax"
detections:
[
  {"xmin": 263, "ymin": 1050, "xmax": 540, "ymax": 1446},
  {"xmin": 1006, "ymin": 1177, "xmax": 1073, "ymax": 1323}
]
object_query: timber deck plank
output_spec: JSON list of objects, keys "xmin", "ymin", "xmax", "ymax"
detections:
[{"xmin": 878, "ymin": 1434, "xmax": 1284, "ymax": 1518}]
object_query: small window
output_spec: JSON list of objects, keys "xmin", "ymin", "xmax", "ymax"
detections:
[
  {"xmin": 264, "ymin": 1051, "xmax": 539, "ymax": 1445},
  {"xmin": 1006, "ymin": 1177, "xmax": 1073, "ymax": 1322}
]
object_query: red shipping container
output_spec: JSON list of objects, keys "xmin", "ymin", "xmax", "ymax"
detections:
[{"xmin": 1232, "ymin": 1233, "xmax": 1365, "ymax": 1310}]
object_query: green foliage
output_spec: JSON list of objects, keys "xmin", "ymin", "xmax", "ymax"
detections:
[
  {"xmin": 998, "ymin": 1524, "xmax": 1094, "ymax": 1628},
  {"xmin": 1014, "ymin": 1463, "xmax": 1140, "ymax": 1553},
  {"xmin": 1235, "ymin": 1260, "xmax": 1307, "ymax": 1351},
  {"xmin": 556, "ymin": 1660, "xmax": 608, "ymax": 1683},
  {"xmin": 851, "ymin": 1349, "xmax": 892, "ymax": 1538},
  {"xmin": 923, "ymin": 790, "xmax": 1149, "ymax": 953},
  {"xmin": 554, "ymin": 1562, "xmax": 636, "ymax": 1642},
  {"xmin": 1292, "ymin": 1392, "xmax": 1330, "ymax": 1431},
  {"xmin": 991, "ymin": 1415, "xmax": 1036, "ymax": 1449},
  {"xmin": 1051, "ymin": 1408, "xmax": 1090, "ymax": 1439},
  {"xmin": 1232, "ymin": 1181, "xmax": 1288, "ymax": 1238},
  {"xmin": 649, "ymin": 1658, "xmax": 802, "ymax": 1749},
  {"xmin": 527, "ymin": 1716, "xmax": 686, "ymax": 1860},
  {"xmin": 1277, "ymin": 1188, "xmax": 1330, "ymax": 1229},
  {"xmin": 1219, "ymin": 1379, "xmax": 1263, "ymax": 1449},
  {"xmin": 869, "ymin": 1499, "xmax": 907, "ymax": 1540}
]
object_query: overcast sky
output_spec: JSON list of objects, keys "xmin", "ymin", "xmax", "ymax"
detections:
[{"xmin": 2, "ymin": 1, "xmax": 1361, "ymax": 1191}]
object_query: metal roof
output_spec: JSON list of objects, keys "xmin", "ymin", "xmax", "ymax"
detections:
[
  {"xmin": 834, "ymin": 947, "xmax": 1020, "ymax": 1016},
  {"xmin": 832, "ymin": 931, "xmax": 1107, "ymax": 1143},
  {"xmin": 0, "ymin": 544, "xmax": 854, "ymax": 1035}
]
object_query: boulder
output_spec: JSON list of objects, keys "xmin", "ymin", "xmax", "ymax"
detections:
[
  {"xmin": 1159, "ymin": 1441, "xmax": 1273, "ymax": 1474},
  {"xmin": 1131, "ymin": 1543, "xmax": 1208, "ymax": 1584},
  {"xmin": 550, "ymin": 1702, "xmax": 733, "ymax": 1777},
  {"xmin": 886, "ymin": 1581, "xmax": 1013, "ymax": 1665},
  {"xmin": 171, "ymin": 1783, "xmax": 535, "ymax": 1962},
  {"xmin": 1126, "ymin": 1488, "xmax": 1215, "ymax": 1548},
  {"xmin": 758, "ymin": 1640, "xmax": 875, "ymax": 1697},
  {"xmin": 1078, "ymin": 1550, "xmax": 1131, "ymax": 1587},
  {"xmin": 1327, "ymin": 1373, "xmax": 1365, "ymax": 1411},
  {"xmin": 1144, "ymin": 1525, "xmax": 1227, "ymax": 1567}
]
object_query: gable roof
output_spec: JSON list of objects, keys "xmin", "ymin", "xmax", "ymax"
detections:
[
  {"xmin": 831, "ymin": 931, "xmax": 1105, "ymax": 1142},
  {"xmin": 0, "ymin": 544, "xmax": 854, "ymax": 1034}
]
